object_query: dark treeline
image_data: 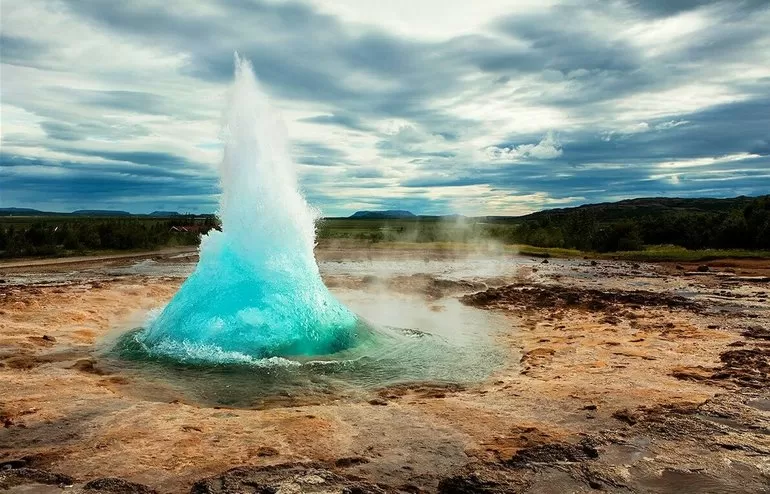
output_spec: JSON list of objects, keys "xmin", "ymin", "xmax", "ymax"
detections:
[
  {"xmin": 501, "ymin": 195, "xmax": 770, "ymax": 252},
  {"xmin": 1, "ymin": 196, "xmax": 768, "ymax": 258},
  {"xmin": 320, "ymin": 196, "xmax": 770, "ymax": 252},
  {"xmin": 0, "ymin": 216, "xmax": 218, "ymax": 258}
]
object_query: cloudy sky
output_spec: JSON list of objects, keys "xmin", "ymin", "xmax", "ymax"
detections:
[{"xmin": 1, "ymin": 0, "xmax": 769, "ymax": 216}]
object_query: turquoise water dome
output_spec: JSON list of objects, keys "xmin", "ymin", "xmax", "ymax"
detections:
[{"xmin": 138, "ymin": 56, "xmax": 359, "ymax": 362}]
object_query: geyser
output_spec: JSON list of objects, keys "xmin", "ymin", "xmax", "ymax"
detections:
[{"xmin": 139, "ymin": 56, "xmax": 359, "ymax": 361}]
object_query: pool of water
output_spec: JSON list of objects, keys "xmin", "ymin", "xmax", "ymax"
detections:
[{"xmin": 99, "ymin": 290, "xmax": 511, "ymax": 408}]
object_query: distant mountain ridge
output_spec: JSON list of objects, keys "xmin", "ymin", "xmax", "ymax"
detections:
[
  {"xmin": 350, "ymin": 210, "xmax": 416, "ymax": 219},
  {"xmin": 0, "ymin": 207, "xmax": 47, "ymax": 215},
  {"xmin": 0, "ymin": 208, "xmax": 197, "ymax": 217},
  {"xmin": 493, "ymin": 196, "xmax": 764, "ymax": 222},
  {"xmin": 345, "ymin": 197, "xmax": 765, "ymax": 221},
  {"xmin": 72, "ymin": 209, "xmax": 132, "ymax": 216},
  {"xmin": 149, "ymin": 211, "xmax": 181, "ymax": 216},
  {"xmin": 1, "ymin": 195, "xmax": 766, "ymax": 219}
]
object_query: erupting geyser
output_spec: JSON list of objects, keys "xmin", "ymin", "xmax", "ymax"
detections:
[{"xmin": 139, "ymin": 56, "xmax": 359, "ymax": 361}]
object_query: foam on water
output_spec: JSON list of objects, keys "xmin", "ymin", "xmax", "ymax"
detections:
[
  {"xmin": 138, "ymin": 56, "xmax": 359, "ymax": 360},
  {"xmin": 108, "ymin": 294, "xmax": 507, "ymax": 407}
]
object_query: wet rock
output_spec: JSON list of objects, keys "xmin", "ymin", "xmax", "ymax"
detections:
[
  {"xmin": 0, "ymin": 467, "xmax": 74, "ymax": 489},
  {"xmin": 712, "ymin": 347, "xmax": 770, "ymax": 388},
  {"xmin": 2, "ymin": 353, "xmax": 52, "ymax": 370},
  {"xmin": 0, "ymin": 459, "xmax": 28, "ymax": 470},
  {"xmin": 520, "ymin": 347, "xmax": 555, "ymax": 367},
  {"xmin": 601, "ymin": 315, "xmax": 621, "ymax": 325},
  {"xmin": 190, "ymin": 463, "xmax": 388, "ymax": 494},
  {"xmin": 609, "ymin": 402, "xmax": 731, "ymax": 442},
  {"xmin": 255, "ymin": 446, "xmax": 279, "ymax": 457},
  {"xmin": 70, "ymin": 358, "xmax": 107, "ymax": 375},
  {"xmin": 742, "ymin": 326, "xmax": 770, "ymax": 340},
  {"xmin": 334, "ymin": 457, "xmax": 370, "ymax": 468},
  {"xmin": 541, "ymin": 259, "xmax": 549, "ymax": 264},
  {"xmin": 83, "ymin": 477, "xmax": 157, "ymax": 494},
  {"xmin": 376, "ymin": 382, "xmax": 464, "ymax": 400},
  {"xmin": 590, "ymin": 260, "xmax": 598, "ymax": 266},
  {"xmin": 461, "ymin": 283, "xmax": 696, "ymax": 312},
  {"xmin": 505, "ymin": 439, "xmax": 599, "ymax": 468},
  {"xmin": 27, "ymin": 335, "xmax": 56, "ymax": 347},
  {"xmin": 747, "ymin": 398, "xmax": 770, "ymax": 412},
  {"xmin": 438, "ymin": 472, "xmax": 514, "ymax": 494},
  {"xmin": 670, "ymin": 366, "xmax": 712, "ymax": 382},
  {"xmin": 612, "ymin": 408, "xmax": 641, "ymax": 425},
  {"xmin": 396, "ymin": 483, "xmax": 423, "ymax": 493},
  {"xmin": 574, "ymin": 464, "xmax": 628, "ymax": 490}
]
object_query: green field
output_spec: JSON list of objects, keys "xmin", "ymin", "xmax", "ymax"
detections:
[
  {"xmin": 0, "ymin": 215, "xmax": 216, "ymax": 259},
  {"xmin": 317, "ymin": 217, "xmax": 517, "ymax": 244},
  {"xmin": 2, "ymin": 194, "xmax": 768, "ymax": 261},
  {"xmin": 2, "ymin": 215, "xmax": 769, "ymax": 263}
]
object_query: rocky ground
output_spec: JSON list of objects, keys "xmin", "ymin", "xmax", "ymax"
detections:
[{"xmin": 0, "ymin": 249, "xmax": 768, "ymax": 493}]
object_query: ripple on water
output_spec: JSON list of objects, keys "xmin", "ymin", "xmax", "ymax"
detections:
[{"xmin": 101, "ymin": 294, "xmax": 509, "ymax": 408}]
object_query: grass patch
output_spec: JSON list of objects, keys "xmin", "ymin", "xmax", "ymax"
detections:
[
  {"xmin": 317, "ymin": 239, "xmax": 770, "ymax": 261},
  {"xmin": 595, "ymin": 245, "xmax": 770, "ymax": 262},
  {"xmin": 515, "ymin": 244, "xmax": 770, "ymax": 262}
]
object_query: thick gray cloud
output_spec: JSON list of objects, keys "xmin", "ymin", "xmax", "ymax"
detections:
[
  {"xmin": 292, "ymin": 141, "xmax": 351, "ymax": 167},
  {"xmin": 299, "ymin": 113, "xmax": 371, "ymax": 132},
  {"xmin": 630, "ymin": 0, "xmax": 770, "ymax": 17},
  {"xmin": 0, "ymin": 35, "xmax": 48, "ymax": 66},
  {"xmin": 61, "ymin": 89, "xmax": 168, "ymax": 114},
  {"xmin": 0, "ymin": 154, "xmax": 219, "ymax": 213},
  {"xmin": 1, "ymin": 0, "xmax": 769, "ymax": 215}
]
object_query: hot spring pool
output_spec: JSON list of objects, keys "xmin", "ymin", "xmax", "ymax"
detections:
[{"xmin": 99, "ymin": 290, "xmax": 511, "ymax": 408}]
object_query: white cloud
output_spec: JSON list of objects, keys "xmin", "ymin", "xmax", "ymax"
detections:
[
  {"xmin": 655, "ymin": 120, "xmax": 688, "ymax": 130},
  {"xmin": 2, "ymin": 0, "xmax": 768, "ymax": 214},
  {"xmin": 625, "ymin": 10, "xmax": 713, "ymax": 57},
  {"xmin": 486, "ymin": 132, "xmax": 562, "ymax": 161},
  {"xmin": 313, "ymin": 0, "xmax": 558, "ymax": 41},
  {"xmin": 657, "ymin": 153, "xmax": 760, "ymax": 169}
]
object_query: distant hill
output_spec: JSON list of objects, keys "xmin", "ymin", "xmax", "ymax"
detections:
[
  {"xmin": 149, "ymin": 211, "xmax": 181, "ymax": 216},
  {"xmin": 0, "ymin": 207, "xmax": 48, "ymax": 216},
  {"xmin": 71, "ymin": 209, "xmax": 132, "ymax": 216},
  {"xmin": 485, "ymin": 196, "xmax": 765, "ymax": 222},
  {"xmin": 479, "ymin": 194, "xmax": 769, "ymax": 252},
  {"xmin": 0, "ymin": 207, "xmax": 210, "ymax": 217},
  {"xmin": 2, "ymin": 196, "xmax": 765, "ymax": 221},
  {"xmin": 350, "ymin": 210, "xmax": 416, "ymax": 219}
]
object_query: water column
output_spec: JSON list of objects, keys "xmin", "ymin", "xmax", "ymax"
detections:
[{"xmin": 139, "ymin": 55, "xmax": 359, "ymax": 361}]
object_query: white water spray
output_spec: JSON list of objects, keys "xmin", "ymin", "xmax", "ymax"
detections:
[{"xmin": 140, "ymin": 56, "xmax": 359, "ymax": 361}]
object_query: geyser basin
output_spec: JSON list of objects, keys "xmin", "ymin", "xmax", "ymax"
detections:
[
  {"xmin": 107, "ymin": 291, "xmax": 507, "ymax": 408},
  {"xmin": 138, "ymin": 56, "xmax": 359, "ymax": 360},
  {"xmin": 111, "ymin": 59, "xmax": 509, "ymax": 407}
]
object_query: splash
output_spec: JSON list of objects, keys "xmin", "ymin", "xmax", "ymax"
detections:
[{"xmin": 139, "ymin": 56, "xmax": 359, "ymax": 361}]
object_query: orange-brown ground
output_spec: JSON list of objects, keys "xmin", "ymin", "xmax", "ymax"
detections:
[{"xmin": 1, "ymin": 249, "xmax": 768, "ymax": 493}]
